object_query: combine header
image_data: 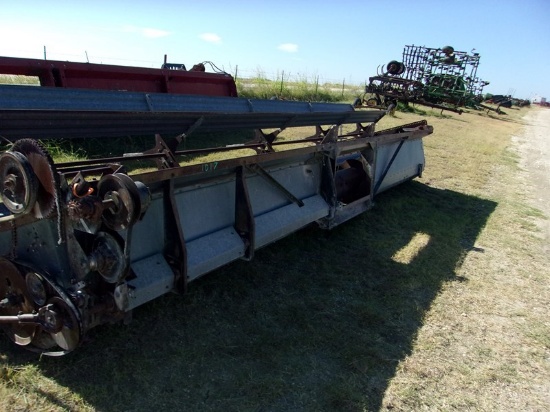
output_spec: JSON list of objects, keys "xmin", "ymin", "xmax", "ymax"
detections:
[{"xmin": 0, "ymin": 56, "xmax": 432, "ymax": 355}]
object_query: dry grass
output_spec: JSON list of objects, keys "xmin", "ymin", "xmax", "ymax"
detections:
[
  {"xmin": 381, "ymin": 107, "xmax": 550, "ymax": 410},
  {"xmin": 0, "ymin": 75, "xmax": 39, "ymax": 85},
  {"xmin": 1, "ymin": 104, "xmax": 549, "ymax": 411}
]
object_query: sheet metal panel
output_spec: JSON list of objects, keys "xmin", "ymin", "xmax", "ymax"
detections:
[
  {"xmin": 175, "ymin": 177, "xmax": 237, "ymax": 243},
  {"xmin": 186, "ymin": 227, "xmax": 246, "ymax": 281},
  {"xmin": 125, "ymin": 254, "xmax": 175, "ymax": 311},
  {"xmin": 254, "ymin": 195, "xmax": 330, "ymax": 249},
  {"xmin": 0, "ymin": 85, "xmax": 385, "ymax": 140},
  {"xmin": 373, "ymin": 138, "xmax": 425, "ymax": 193},
  {"xmin": 0, "ymin": 84, "xmax": 358, "ymax": 113},
  {"xmin": 0, "ymin": 110, "xmax": 384, "ymax": 140},
  {"xmin": 129, "ymin": 196, "xmax": 166, "ymax": 262}
]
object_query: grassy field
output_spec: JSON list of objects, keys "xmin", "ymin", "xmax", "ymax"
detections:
[
  {"xmin": 236, "ymin": 75, "xmax": 364, "ymax": 102},
  {"xmin": 1, "ymin": 100, "xmax": 549, "ymax": 411},
  {"xmin": 0, "ymin": 73, "xmax": 365, "ymax": 103}
]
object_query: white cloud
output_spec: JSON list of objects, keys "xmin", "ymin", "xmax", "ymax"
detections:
[
  {"xmin": 120, "ymin": 25, "xmax": 170, "ymax": 38},
  {"xmin": 199, "ymin": 33, "xmax": 222, "ymax": 44},
  {"xmin": 278, "ymin": 43, "xmax": 298, "ymax": 53}
]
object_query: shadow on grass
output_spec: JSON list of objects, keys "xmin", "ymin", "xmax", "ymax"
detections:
[
  {"xmin": 1, "ymin": 180, "xmax": 497, "ymax": 411},
  {"xmin": 39, "ymin": 129, "xmax": 256, "ymax": 160}
]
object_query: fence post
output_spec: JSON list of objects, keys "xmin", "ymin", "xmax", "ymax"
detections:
[
  {"xmin": 341, "ymin": 78, "xmax": 345, "ymax": 98},
  {"xmin": 234, "ymin": 65, "xmax": 238, "ymax": 81},
  {"xmin": 315, "ymin": 76, "xmax": 319, "ymax": 100},
  {"xmin": 280, "ymin": 70, "xmax": 285, "ymax": 96}
]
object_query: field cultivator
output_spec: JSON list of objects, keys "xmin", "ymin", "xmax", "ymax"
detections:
[
  {"xmin": 359, "ymin": 45, "xmax": 491, "ymax": 114},
  {"xmin": 0, "ymin": 56, "xmax": 432, "ymax": 355}
]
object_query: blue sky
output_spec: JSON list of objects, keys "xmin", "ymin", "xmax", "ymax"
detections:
[{"xmin": 1, "ymin": 0, "xmax": 549, "ymax": 99}]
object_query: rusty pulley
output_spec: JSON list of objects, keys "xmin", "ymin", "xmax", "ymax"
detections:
[{"xmin": 0, "ymin": 139, "xmax": 58, "ymax": 219}]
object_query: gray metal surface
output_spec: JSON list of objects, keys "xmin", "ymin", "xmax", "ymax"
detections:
[
  {"xmin": 0, "ymin": 84, "xmax": 356, "ymax": 113},
  {"xmin": 116, "ymin": 254, "xmax": 175, "ymax": 311},
  {"xmin": 0, "ymin": 84, "xmax": 385, "ymax": 140},
  {"xmin": 128, "ymin": 155, "xmax": 329, "ymax": 282},
  {"xmin": 373, "ymin": 138, "xmax": 425, "ymax": 194},
  {"xmin": 0, "ymin": 110, "xmax": 385, "ymax": 140}
]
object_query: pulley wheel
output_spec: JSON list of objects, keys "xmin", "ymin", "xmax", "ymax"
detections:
[
  {"xmin": 30, "ymin": 330, "xmax": 57, "ymax": 350},
  {"xmin": 90, "ymin": 232, "xmax": 127, "ymax": 283},
  {"xmin": 47, "ymin": 296, "xmax": 81, "ymax": 352},
  {"xmin": 0, "ymin": 258, "xmax": 37, "ymax": 346},
  {"xmin": 0, "ymin": 151, "xmax": 38, "ymax": 215},
  {"xmin": 98, "ymin": 173, "xmax": 142, "ymax": 231},
  {"xmin": 25, "ymin": 272, "xmax": 48, "ymax": 306},
  {"xmin": 11, "ymin": 139, "xmax": 58, "ymax": 219}
]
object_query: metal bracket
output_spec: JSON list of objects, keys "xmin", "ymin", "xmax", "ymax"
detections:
[
  {"xmin": 174, "ymin": 115, "xmax": 205, "ymax": 144},
  {"xmin": 246, "ymin": 164, "xmax": 304, "ymax": 207},
  {"xmin": 164, "ymin": 179, "xmax": 187, "ymax": 292},
  {"xmin": 351, "ymin": 122, "xmax": 375, "ymax": 138},
  {"xmin": 320, "ymin": 125, "xmax": 339, "ymax": 144},
  {"xmin": 253, "ymin": 129, "xmax": 282, "ymax": 152},
  {"xmin": 144, "ymin": 134, "xmax": 179, "ymax": 170},
  {"xmin": 235, "ymin": 166, "xmax": 255, "ymax": 260},
  {"xmin": 144, "ymin": 94, "xmax": 154, "ymax": 111}
]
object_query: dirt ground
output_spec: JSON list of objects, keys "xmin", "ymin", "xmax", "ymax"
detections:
[{"xmin": 515, "ymin": 107, "xmax": 550, "ymax": 252}]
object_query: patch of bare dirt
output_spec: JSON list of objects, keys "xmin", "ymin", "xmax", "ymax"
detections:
[{"xmin": 514, "ymin": 107, "xmax": 550, "ymax": 253}]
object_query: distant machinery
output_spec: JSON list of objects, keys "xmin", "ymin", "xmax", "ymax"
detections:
[{"xmin": 358, "ymin": 45, "xmax": 491, "ymax": 114}]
